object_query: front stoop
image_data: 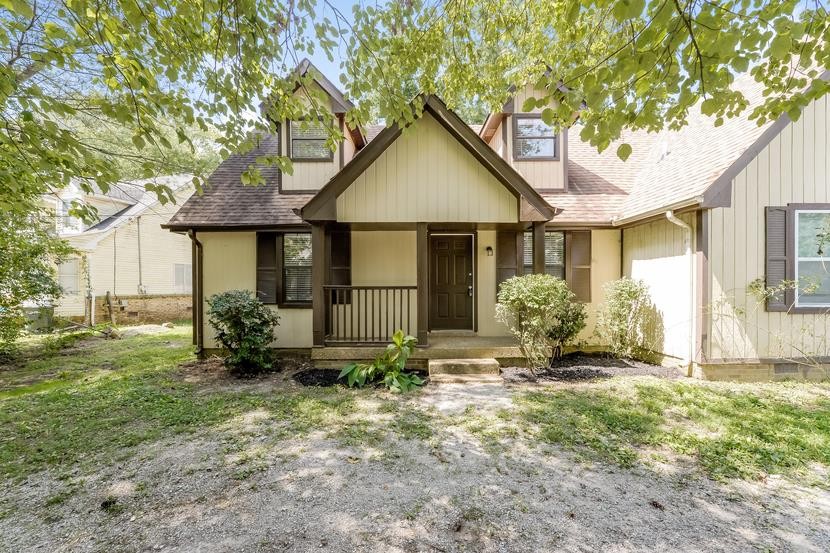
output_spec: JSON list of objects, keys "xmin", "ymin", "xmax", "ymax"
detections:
[
  {"xmin": 429, "ymin": 373, "xmax": 504, "ymax": 384},
  {"xmin": 428, "ymin": 358, "xmax": 501, "ymax": 376}
]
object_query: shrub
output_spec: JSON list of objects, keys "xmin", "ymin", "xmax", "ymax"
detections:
[
  {"xmin": 206, "ymin": 290, "xmax": 280, "ymax": 373},
  {"xmin": 496, "ymin": 274, "xmax": 587, "ymax": 372},
  {"xmin": 595, "ymin": 277, "xmax": 662, "ymax": 362},
  {"xmin": 339, "ymin": 330, "xmax": 424, "ymax": 392}
]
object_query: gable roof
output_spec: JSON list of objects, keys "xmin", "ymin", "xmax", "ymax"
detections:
[
  {"xmin": 291, "ymin": 58, "xmax": 354, "ymax": 114},
  {"xmin": 301, "ymin": 95, "xmax": 556, "ymax": 222}
]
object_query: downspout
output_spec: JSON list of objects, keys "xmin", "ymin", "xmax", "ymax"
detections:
[
  {"xmin": 136, "ymin": 216, "xmax": 144, "ymax": 294},
  {"xmin": 665, "ymin": 211, "xmax": 695, "ymax": 375},
  {"xmin": 187, "ymin": 230, "xmax": 204, "ymax": 357}
]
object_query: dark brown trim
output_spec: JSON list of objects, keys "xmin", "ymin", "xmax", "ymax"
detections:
[
  {"xmin": 162, "ymin": 223, "xmax": 312, "ymax": 232},
  {"xmin": 565, "ymin": 230, "xmax": 592, "ymax": 302},
  {"xmin": 532, "ymin": 221, "xmax": 546, "ymax": 273},
  {"xmin": 512, "ymin": 113, "xmax": 559, "ymax": 162},
  {"xmin": 300, "ymin": 95, "xmax": 556, "ymax": 222},
  {"xmin": 416, "ymin": 223, "xmax": 429, "ymax": 346},
  {"xmin": 500, "ymin": 117, "xmax": 508, "ymax": 161},
  {"xmin": 287, "ymin": 117, "xmax": 335, "ymax": 163},
  {"xmin": 311, "ymin": 224, "xmax": 326, "ymax": 346},
  {"xmin": 561, "ymin": 127, "xmax": 569, "ymax": 192},
  {"xmin": 187, "ymin": 231, "xmax": 204, "ymax": 356},
  {"xmin": 338, "ymin": 115, "xmax": 345, "ymax": 170},
  {"xmin": 289, "ymin": 58, "xmax": 353, "ymax": 114}
]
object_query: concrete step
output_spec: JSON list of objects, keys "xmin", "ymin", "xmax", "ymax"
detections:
[
  {"xmin": 429, "ymin": 373, "xmax": 504, "ymax": 385},
  {"xmin": 428, "ymin": 358, "xmax": 501, "ymax": 376}
]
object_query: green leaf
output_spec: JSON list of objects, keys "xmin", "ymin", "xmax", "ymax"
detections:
[{"xmin": 616, "ymin": 143, "xmax": 633, "ymax": 161}]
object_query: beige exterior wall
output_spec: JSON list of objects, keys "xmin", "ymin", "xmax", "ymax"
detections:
[
  {"xmin": 55, "ymin": 201, "xmax": 194, "ymax": 318},
  {"xmin": 199, "ymin": 232, "xmax": 312, "ymax": 349},
  {"xmin": 623, "ymin": 213, "xmax": 696, "ymax": 363},
  {"xmin": 477, "ymin": 230, "xmax": 508, "ymax": 336},
  {"xmin": 708, "ymin": 94, "xmax": 830, "ymax": 362},
  {"xmin": 499, "ymin": 84, "xmax": 566, "ymax": 191},
  {"xmin": 337, "ymin": 114, "xmax": 519, "ymax": 223},
  {"xmin": 582, "ymin": 229, "xmax": 623, "ymax": 343}
]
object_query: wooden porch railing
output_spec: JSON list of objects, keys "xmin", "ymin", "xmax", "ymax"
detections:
[{"xmin": 323, "ymin": 285, "xmax": 417, "ymax": 344}]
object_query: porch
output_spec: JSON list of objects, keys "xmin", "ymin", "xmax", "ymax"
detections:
[
  {"xmin": 311, "ymin": 334, "xmax": 523, "ymax": 369},
  {"xmin": 310, "ymin": 222, "xmax": 549, "ymax": 349}
]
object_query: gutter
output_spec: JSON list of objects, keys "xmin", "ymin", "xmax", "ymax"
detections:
[
  {"xmin": 665, "ymin": 210, "xmax": 695, "ymax": 376},
  {"xmin": 610, "ymin": 197, "xmax": 703, "ymax": 227},
  {"xmin": 187, "ymin": 230, "xmax": 204, "ymax": 356}
]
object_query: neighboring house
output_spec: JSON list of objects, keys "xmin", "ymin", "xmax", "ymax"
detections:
[
  {"xmin": 165, "ymin": 60, "xmax": 830, "ymax": 381},
  {"xmin": 53, "ymin": 175, "xmax": 196, "ymax": 324}
]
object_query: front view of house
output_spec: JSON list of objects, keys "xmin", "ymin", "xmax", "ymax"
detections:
[{"xmin": 165, "ymin": 60, "xmax": 830, "ymax": 381}]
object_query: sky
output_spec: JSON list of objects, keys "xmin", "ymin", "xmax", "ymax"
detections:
[{"xmin": 301, "ymin": 0, "xmax": 365, "ymax": 86}]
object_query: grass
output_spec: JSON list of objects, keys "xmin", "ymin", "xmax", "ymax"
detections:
[
  {"xmin": 508, "ymin": 379, "xmax": 830, "ymax": 481},
  {"xmin": 0, "ymin": 326, "xmax": 357, "ymax": 481}
]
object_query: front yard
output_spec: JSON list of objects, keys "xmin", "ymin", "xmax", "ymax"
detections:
[{"xmin": 1, "ymin": 327, "xmax": 829, "ymax": 552}]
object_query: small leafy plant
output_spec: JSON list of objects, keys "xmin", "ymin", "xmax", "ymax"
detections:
[
  {"xmin": 339, "ymin": 330, "xmax": 424, "ymax": 392},
  {"xmin": 206, "ymin": 290, "xmax": 280, "ymax": 373},
  {"xmin": 496, "ymin": 274, "xmax": 586, "ymax": 373},
  {"xmin": 595, "ymin": 277, "xmax": 662, "ymax": 362}
]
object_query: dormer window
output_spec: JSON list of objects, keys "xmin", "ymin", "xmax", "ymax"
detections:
[
  {"xmin": 288, "ymin": 119, "xmax": 333, "ymax": 162},
  {"xmin": 513, "ymin": 115, "xmax": 558, "ymax": 161}
]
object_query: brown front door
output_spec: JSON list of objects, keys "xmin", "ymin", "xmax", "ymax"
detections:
[{"xmin": 429, "ymin": 235, "xmax": 473, "ymax": 330}]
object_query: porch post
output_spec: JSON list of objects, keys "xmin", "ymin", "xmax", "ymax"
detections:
[
  {"xmin": 416, "ymin": 222, "xmax": 429, "ymax": 346},
  {"xmin": 311, "ymin": 223, "xmax": 326, "ymax": 347},
  {"xmin": 532, "ymin": 221, "xmax": 546, "ymax": 274}
]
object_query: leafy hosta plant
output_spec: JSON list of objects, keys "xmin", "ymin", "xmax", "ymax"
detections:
[
  {"xmin": 206, "ymin": 290, "xmax": 280, "ymax": 373},
  {"xmin": 339, "ymin": 330, "xmax": 424, "ymax": 393},
  {"xmin": 496, "ymin": 274, "xmax": 587, "ymax": 373}
]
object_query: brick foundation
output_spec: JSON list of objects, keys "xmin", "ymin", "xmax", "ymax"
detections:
[
  {"xmin": 692, "ymin": 362, "xmax": 830, "ymax": 382},
  {"xmin": 93, "ymin": 294, "xmax": 193, "ymax": 325}
]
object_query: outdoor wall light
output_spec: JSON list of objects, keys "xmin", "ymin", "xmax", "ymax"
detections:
[{"xmin": 486, "ymin": 246, "xmax": 494, "ymax": 256}]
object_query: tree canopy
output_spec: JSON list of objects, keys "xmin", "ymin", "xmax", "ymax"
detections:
[{"xmin": 1, "ymin": 0, "xmax": 828, "ymax": 217}]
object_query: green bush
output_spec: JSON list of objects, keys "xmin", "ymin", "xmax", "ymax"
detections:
[
  {"xmin": 339, "ymin": 330, "xmax": 424, "ymax": 392},
  {"xmin": 496, "ymin": 274, "xmax": 587, "ymax": 372},
  {"xmin": 206, "ymin": 290, "xmax": 280, "ymax": 373},
  {"xmin": 595, "ymin": 277, "xmax": 662, "ymax": 362}
]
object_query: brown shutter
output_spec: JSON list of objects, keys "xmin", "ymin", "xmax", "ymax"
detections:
[
  {"xmin": 256, "ymin": 233, "xmax": 278, "ymax": 304},
  {"xmin": 496, "ymin": 231, "xmax": 521, "ymax": 296},
  {"xmin": 565, "ymin": 230, "xmax": 591, "ymax": 302},
  {"xmin": 327, "ymin": 230, "xmax": 351, "ymax": 304},
  {"xmin": 765, "ymin": 206, "xmax": 791, "ymax": 311}
]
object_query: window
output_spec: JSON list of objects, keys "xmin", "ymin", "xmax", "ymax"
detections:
[
  {"xmin": 283, "ymin": 233, "xmax": 313, "ymax": 303},
  {"xmin": 256, "ymin": 232, "xmax": 313, "ymax": 306},
  {"xmin": 513, "ymin": 115, "xmax": 558, "ymax": 161},
  {"xmin": 56, "ymin": 200, "xmax": 81, "ymax": 232},
  {"xmin": 794, "ymin": 210, "xmax": 830, "ymax": 307},
  {"xmin": 58, "ymin": 259, "xmax": 80, "ymax": 295},
  {"xmin": 289, "ymin": 119, "xmax": 332, "ymax": 161},
  {"xmin": 523, "ymin": 231, "xmax": 565, "ymax": 278},
  {"xmin": 174, "ymin": 263, "xmax": 192, "ymax": 293}
]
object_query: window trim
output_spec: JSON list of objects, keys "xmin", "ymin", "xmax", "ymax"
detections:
[
  {"xmin": 58, "ymin": 258, "xmax": 81, "ymax": 296},
  {"xmin": 793, "ymin": 208, "xmax": 830, "ymax": 309},
  {"xmin": 287, "ymin": 117, "xmax": 334, "ymax": 163},
  {"xmin": 522, "ymin": 230, "xmax": 566, "ymax": 278},
  {"xmin": 256, "ymin": 232, "xmax": 313, "ymax": 308},
  {"xmin": 512, "ymin": 114, "xmax": 559, "ymax": 162}
]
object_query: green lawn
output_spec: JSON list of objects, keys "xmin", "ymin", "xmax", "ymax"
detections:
[{"xmin": 2, "ymin": 328, "xmax": 829, "ymax": 486}]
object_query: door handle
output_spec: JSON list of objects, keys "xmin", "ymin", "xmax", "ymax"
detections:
[{"xmin": 467, "ymin": 285, "xmax": 473, "ymax": 297}]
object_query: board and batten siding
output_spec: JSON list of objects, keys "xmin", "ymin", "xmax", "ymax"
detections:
[
  {"xmin": 199, "ymin": 232, "xmax": 312, "ymax": 348},
  {"xmin": 623, "ymin": 213, "xmax": 696, "ymax": 363},
  {"xmin": 336, "ymin": 114, "xmax": 518, "ymax": 223},
  {"xmin": 504, "ymin": 84, "xmax": 566, "ymax": 191},
  {"xmin": 708, "ymin": 94, "xmax": 830, "ymax": 362}
]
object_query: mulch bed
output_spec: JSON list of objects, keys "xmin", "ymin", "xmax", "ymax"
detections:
[
  {"xmin": 501, "ymin": 353, "xmax": 684, "ymax": 383},
  {"xmin": 291, "ymin": 368, "xmax": 342, "ymax": 387}
]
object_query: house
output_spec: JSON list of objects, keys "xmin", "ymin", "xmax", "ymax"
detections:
[
  {"xmin": 165, "ymin": 60, "xmax": 830, "ymax": 381},
  {"xmin": 53, "ymin": 175, "xmax": 196, "ymax": 324}
]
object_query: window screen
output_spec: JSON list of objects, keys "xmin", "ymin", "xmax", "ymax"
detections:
[
  {"xmin": 513, "ymin": 116, "xmax": 557, "ymax": 160},
  {"xmin": 523, "ymin": 231, "xmax": 565, "ymax": 278},
  {"xmin": 290, "ymin": 120, "xmax": 331, "ymax": 161},
  {"xmin": 283, "ymin": 233, "xmax": 313, "ymax": 303},
  {"xmin": 795, "ymin": 210, "xmax": 830, "ymax": 307}
]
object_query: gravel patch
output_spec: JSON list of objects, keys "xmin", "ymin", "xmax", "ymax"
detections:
[
  {"xmin": 2, "ymin": 422, "xmax": 827, "ymax": 552},
  {"xmin": 502, "ymin": 353, "xmax": 685, "ymax": 383}
]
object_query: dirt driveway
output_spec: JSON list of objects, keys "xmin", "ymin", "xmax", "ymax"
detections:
[{"xmin": 1, "ymin": 336, "xmax": 829, "ymax": 552}]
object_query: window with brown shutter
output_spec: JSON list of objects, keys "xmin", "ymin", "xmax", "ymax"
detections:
[
  {"xmin": 496, "ymin": 231, "xmax": 522, "ymax": 296},
  {"xmin": 256, "ymin": 233, "xmax": 278, "ymax": 304},
  {"xmin": 765, "ymin": 206, "xmax": 790, "ymax": 311},
  {"xmin": 565, "ymin": 230, "xmax": 591, "ymax": 302},
  {"xmin": 328, "ymin": 230, "xmax": 351, "ymax": 304}
]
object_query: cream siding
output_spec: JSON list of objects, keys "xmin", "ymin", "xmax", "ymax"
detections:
[
  {"xmin": 708, "ymin": 94, "xmax": 830, "ymax": 362},
  {"xmin": 279, "ymin": 82, "xmax": 343, "ymax": 192},
  {"xmin": 199, "ymin": 232, "xmax": 312, "ymax": 349},
  {"xmin": 337, "ymin": 114, "xmax": 518, "ymax": 223},
  {"xmin": 582, "ymin": 230, "xmax": 623, "ymax": 342},
  {"xmin": 506, "ymin": 84, "xmax": 566, "ymax": 191},
  {"xmin": 623, "ymin": 214, "xmax": 696, "ymax": 362},
  {"xmin": 477, "ymin": 230, "xmax": 508, "ymax": 336}
]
